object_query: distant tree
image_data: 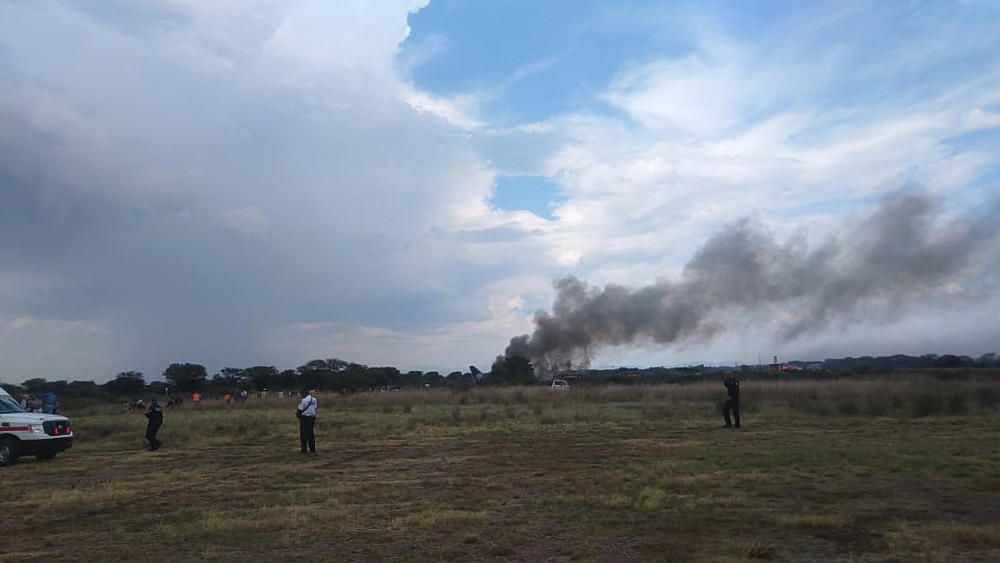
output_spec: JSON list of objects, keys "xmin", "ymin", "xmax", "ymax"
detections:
[
  {"xmin": 103, "ymin": 371, "xmax": 145, "ymax": 396},
  {"xmin": 327, "ymin": 358, "xmax": 350, "ymax": 372},
  {"xmin": 147, "ymin": 381, "xmax": 170, "ymax": 396},
  {"xmin": 275, "ymin": 369, "xmax": 299, "ymax": 390},
  {"xmin": 934, "ymin": 354, "xmax": 966, "ymax": 368},
  {"xmin": 340, "ymin": 363, "xmax": 371, "ymax": 391},
  {"xmin": 163, "ymin": 363, "xmax": 207, "ymax": 392},
  {"xmin": 216, "ymin": 367, "xmax": 244, "ymax": 386},
  {"xmin": 22, "ymin": 378, "xmax": 49, "ymax": 394},
  {"xmin": 64, "ymin": 380, "xmax": 100, "ymax": 397},
  {"xmin": 370, "ymin": 367, "xmax": 393, "ymax": 385},
  {"xmin": 297, "ymin": 360, "xmax": 335, "ymax": 391},
  {"xmin": 245, "ymin": 366, "xmax": 279, "ymax": 390}
]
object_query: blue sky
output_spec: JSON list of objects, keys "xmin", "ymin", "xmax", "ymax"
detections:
[
  {"xmin": 0, "ymin": 0, "xmax": 999, "ymax": 382},
  {"xmin": 406, "ymin": 0, "xmax": 1000, "ymax": 228},
  {"xmin": 404, "ymin": 0, "xmax": 658, "ymax": 123}
]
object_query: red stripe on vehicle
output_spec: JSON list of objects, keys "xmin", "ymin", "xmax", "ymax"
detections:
[{"xmin": 0, "ymin": 426, "xmax": 32, "ymax": 432}]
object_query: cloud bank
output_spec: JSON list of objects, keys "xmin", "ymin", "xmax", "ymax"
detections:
[{"xmin": 1, "ymin": 1, "xmax": 999, "ymax": 382}]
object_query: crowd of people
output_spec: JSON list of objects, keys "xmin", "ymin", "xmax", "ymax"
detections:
[
  {"xmin": 15, "ymin": 392, "xmax": 59, "ymax": 414},
  {"xmin": 123, "ymin": 389, "xmax": 278, "ymax": 413}
]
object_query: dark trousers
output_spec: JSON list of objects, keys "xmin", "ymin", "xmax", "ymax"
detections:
[
  {"xmin": 723, "ymin": 398, "xmax": 741, "ymax": 428},
  {"xmin": 146, "ymin": 423, "xmax": 162, "ymax": 450},
  {"xmin": 299, "ymin": 416, "xmax": 316, "ymax": 453}
]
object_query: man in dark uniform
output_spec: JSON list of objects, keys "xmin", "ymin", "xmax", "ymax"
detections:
[
  {"xmin": 144, "ymin": 398, "xmax": 164, "ymax": 451},
  {"xmin": 722, "ymin": 371, "xmax": 741, "ymax": 429}
]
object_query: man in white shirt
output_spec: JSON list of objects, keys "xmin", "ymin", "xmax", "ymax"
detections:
[{"xmin": 297, "ymin": 389, "xmax": 318, "ymax": 454}]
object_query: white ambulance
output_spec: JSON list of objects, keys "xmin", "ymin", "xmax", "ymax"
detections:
[{"xmin": 0, "ymin": 386, "xmax": 74, "ymax": 466}]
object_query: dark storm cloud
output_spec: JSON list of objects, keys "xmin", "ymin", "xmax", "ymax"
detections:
[{"xmin": 0, "ymin": 1, "xmax": 497, "ymax": 380}]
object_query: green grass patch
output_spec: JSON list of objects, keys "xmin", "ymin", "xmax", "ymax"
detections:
[{"xmin": 1, "ymin": 380, "xmax": 997, "ymax": 561}]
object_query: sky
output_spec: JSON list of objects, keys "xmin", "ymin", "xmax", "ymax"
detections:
[{"xmin": 1, "ymin": 0, "xmax": 999, "ymax": 384}]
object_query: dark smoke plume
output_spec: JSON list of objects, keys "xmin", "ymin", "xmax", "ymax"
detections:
[{"xmin": 505, "ymin": 191, "xmax": 1000, "ymax": 375}]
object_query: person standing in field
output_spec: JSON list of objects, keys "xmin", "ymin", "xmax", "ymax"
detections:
[
  {"xmin": 224, "ymin": 392, "xmax": 233, "ymax": 406},
  {"xmin": 41, "ymin": 391, "xmax": 58, "ymax": 414},
  {"xmin": 144, "ymin": 398, "xmax": 164, "ymax": 451},
  {"xmin": 722, "ymin": 371, "xmax": 741, "ymax": 429},
  {"xmin": 296, "ymin": 389, "xmax": 318, "ymax": 454},
  {"xmin": 192, "ymin": 391, "xmax": 202, "ymax": 409}
]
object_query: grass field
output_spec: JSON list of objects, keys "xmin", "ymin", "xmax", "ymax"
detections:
[{"xmin": 3, "ymin": 379, "xmax": 999, "ymax": 562}]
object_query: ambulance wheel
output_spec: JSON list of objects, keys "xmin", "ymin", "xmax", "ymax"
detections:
[
  {"xmin": 0, "ymin": 437, "xmax": 19, "ymax": 466},
  {"xmin": 35, "ymin": 451, "xmax": 57, "ymax": 461}
]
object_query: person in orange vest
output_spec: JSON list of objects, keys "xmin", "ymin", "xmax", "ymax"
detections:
[
  {"xmin": 223, "ymin": 392, "xmax": 233, "ymax": 406},
  {"xmin": 192, "ymin": 391, "xmax": 202, "ymax": 409}
]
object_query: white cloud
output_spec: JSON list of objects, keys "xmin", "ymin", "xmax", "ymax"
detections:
[
  {"xmin": 261, "ymin": 0, "xmax": 428, "ymax": 74},
  {"xmin": 402, "ymin": 87, "xmax": 483, "ymax": 129},
  {"xmin": 534, "ymin": 62, "xmax": 1000, "ymax": 285},
  {"xmin": 0, "ymin": 0, "xmax": 546, "ymax": 380}
]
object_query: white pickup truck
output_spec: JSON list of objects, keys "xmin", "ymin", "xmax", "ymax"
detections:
[{"xmin": 0, "ymin": 387, "xmax": 74, "ymax": 466}]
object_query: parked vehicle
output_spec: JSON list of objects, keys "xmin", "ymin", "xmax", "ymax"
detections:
[
  {"xmin": 0, "ymin": 387, "xmax": 73, "ymax": 466},
  {"xmin": 551, "ymin": 379, "xmax": 570, "ymax": 391}
]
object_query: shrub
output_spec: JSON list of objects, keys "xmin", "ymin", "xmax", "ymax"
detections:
[
  {"xmin": 946, "ymin": 392, "xmax": 968, "ymax": 415},
  {"xmin": 912, "ymin": 393, "xmax": 943, "ymax": 418},
  {"xmin": 866, "ymin": 395, "xmax": 890, "ymax": 416},
  {"xmin": 975, "ymin": 387, "xmax": 998, "ymax": 410},
  {"xmin": 836, "ymin": 399, "xmax": 859, "ymax": 416},
  {"xmin": 744, "ymin": 541, "xmax": 778, "ymax": 560},
  {"xmin": 641, "ymin": 406, "xmax": 671, "ymax": 419},
  {"xmin": 636, "ymin": 487, "xmax": 666, "ymax": 511}
]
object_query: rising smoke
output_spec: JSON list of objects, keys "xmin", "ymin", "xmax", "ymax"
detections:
[{"xmin": 504, "ymin": 191, "xmax": 1000, "ymax": 375}]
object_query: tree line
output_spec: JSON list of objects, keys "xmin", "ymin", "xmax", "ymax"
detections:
[
  {"xmin": 0, "ymin": 356, "xmax": 535, "ymax": 400},
  {"xmin": 4, "ymin": 352, "xmax": 993, "ymax": 401}
]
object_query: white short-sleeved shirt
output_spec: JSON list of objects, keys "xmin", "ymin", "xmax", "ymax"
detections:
[{"xmin": 298, "ymin": 394, "xmax": 318, "ymax": 417}]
